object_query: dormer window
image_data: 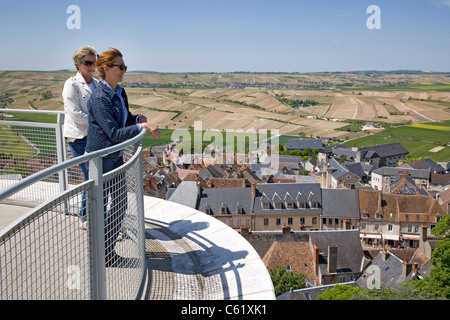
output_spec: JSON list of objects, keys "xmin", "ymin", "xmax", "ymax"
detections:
[
  {"xmin": 284, "ymin": 192, "xmax": 294, "ymax": 209},
  {"xmin": 236, "ymin": 202, "xmax": 243, "ymax": 214},
  {"xmin": 261, "ymin": 193, "xmax": 271, "ymax": 210},
  {"xmin": 298, "ymin": 201, "xmax": 307, "ymax": 209},
  {"xmin": 362, "ymin": 211, "xmax": 369, "ymax": 219},
  {"xmin": 272, "ymin": 192, "xmax": 282, "ymax": 209},
  {"xmin": 375, "ymin": 213, "xmax": 382, "ymax": 219},
  {"xmin": 204, "ymin": 203, "xmax": 211, "ymax": 215},
  {"xmin": 220, "ymin": 203, "xmax": 227, "ymax": 215}
]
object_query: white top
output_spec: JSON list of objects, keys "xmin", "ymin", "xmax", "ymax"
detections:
[{"xmin": 62, "ymin": 72, "xmax": 99, "ymax": 139}]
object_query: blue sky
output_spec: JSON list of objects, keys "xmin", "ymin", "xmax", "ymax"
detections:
[{"xmin": 1, "ymin": 0, "xmax": 450, "ymax": 72}]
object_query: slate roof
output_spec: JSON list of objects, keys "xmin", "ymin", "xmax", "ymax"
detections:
[
  {"xmin": 287, "ymin": 139, "xmax": 323, "ymax": 151},
  {"xmin": 400, "ymin": 158, "xmax": 445, "ymax": 173},
  {"xmin": 196, "ymin": 187, "xmax": 253, "ymax": 216},
  {"xmin": 356, "ymin": 250, "xmax": 416, "ymax": 290},
  {"xmin": 321, "ymin": 188, "xmax": 359, "ymax": 218},
  {"xmin": 167, "ymin": 181, "xmax": 199, "ymax": 209},
  {"xmin": 254, "ymin": 183, "xmax": 322, "ymax": 215},
  {"xmin": 361, "ymin": 142, "xmax": 409, "ymax": 159},
  {"xmin": 308, "ymin": 229, "xmax": 365, "ymax": 275},
  {"xmin": 371, "ymin": 167, "xmax": 430, "ymax": 180}
]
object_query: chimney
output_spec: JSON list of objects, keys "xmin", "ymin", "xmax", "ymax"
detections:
[
  {"xmin": 240, "ymin": 226, "xmax": 250, "ymax": 240},
  {"xmin": 313, "ymin": 243, "xmax": 319, "ymax": 265},
  {"xmin": 251, "ymin": 182, "xmax": 256, "ymax": 196},
  {"xmin": 343, "ymin": 219, "xmax": 352, "ymax": 230},
  {"xmin": 313, "ymin": 243, "xmax": 320, "ymax": 276},
  {"xmin": 282, "ymin": 224, "xmax": 291, "ymax": 235},
  {"xmin": 381, "ymin": 248, "xmax": 389, "ymax": 261},
  {"xmin": 402, "ymin": 259, "xmax": 412, "ymax": 277},
  {"xmin": 420, "ymin": 224, "xmax": 427, "ymax": 243},
  {"xmin": 328, "ymin": 245, "xmax": 338, "ymax": 274},
  {"xmin": 197, "ymin": 181, "xmax": 202, "ymax": 197}
]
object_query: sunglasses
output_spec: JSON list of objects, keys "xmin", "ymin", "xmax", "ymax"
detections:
[
  {"xmin": 109, "ymin": 64, "xmax": 128, "ymax": 71},
  {"xmin": 81, "ymin": 60, "xmax": 96, "ymax": 66}
]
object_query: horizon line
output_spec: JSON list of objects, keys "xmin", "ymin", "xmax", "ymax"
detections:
[{"xmin": 1, "ymin": 69, "xmax": 450, "ymax": 74}]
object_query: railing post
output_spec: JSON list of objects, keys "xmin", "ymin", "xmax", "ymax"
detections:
[
  {"xmin": 88, "ymin": 156, "xmax": 106, "ymax": 300},
  {"xmin": 55, "ymin": 112, "xmax": 68, "ymax": 193},
  {"xmin": 135, "ymin": 141, "xmax": 146, "ymax": 267}
]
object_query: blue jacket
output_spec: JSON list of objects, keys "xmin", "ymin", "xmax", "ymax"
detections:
[{"xmin": 85, "ymin": 80, "xmax": 141, "ymax": 158}]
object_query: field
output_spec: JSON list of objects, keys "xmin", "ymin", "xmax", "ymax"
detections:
[
  {"xmin": 1, "ymin": 70, "xmax": 450, "ymax": 161},
  {"xmin": 346, "ymin": 120, "xmax": 450, "ymax": 162}
]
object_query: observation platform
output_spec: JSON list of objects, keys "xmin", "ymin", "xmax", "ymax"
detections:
[{"xmin": 0, "ymin": 196, "xmax": 275, "ymax": 300}]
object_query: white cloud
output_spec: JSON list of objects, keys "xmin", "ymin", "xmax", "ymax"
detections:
[{"xmin": 432, "ymin": 0, "xmax": 450, "ymax": 8}]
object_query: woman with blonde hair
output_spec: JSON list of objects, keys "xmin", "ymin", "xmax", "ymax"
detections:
[
  {"xmin": 62, "ymin": 46, "xmax": 98, "ymax": 230},
  {"xmin": 86, "ymin": 47, "xmax": 160, "ymax": 266}
]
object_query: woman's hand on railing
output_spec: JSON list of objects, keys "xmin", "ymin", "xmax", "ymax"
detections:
[{"xmin": 140, "ymin": 122, "xmax": 161, "ymax": 138}]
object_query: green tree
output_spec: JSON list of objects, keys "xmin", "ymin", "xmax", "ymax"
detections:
[
  {"xmin": 317, "ymin": 284, "xmax": 364, "ymax": 300},
  {"xmin": 269, "ymin": 264, "xmax": 306, "ymax": 296},
  {"xmin": 408, "ymin": 216, "xmax": 450, "ymax": 299}
]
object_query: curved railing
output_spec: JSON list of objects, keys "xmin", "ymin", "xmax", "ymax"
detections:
[{"xmin": 0, "ymin": 110, "xmax": 147, "ymax": 300}]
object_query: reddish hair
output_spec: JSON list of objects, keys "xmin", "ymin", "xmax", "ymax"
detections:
[{"xmin": 96, "ymin": 47, "xmax": 123, "ymax": 79}]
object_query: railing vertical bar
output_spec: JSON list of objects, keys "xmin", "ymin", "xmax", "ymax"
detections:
[{"xmin": 88, "ymin": 156, "xmax": 106, "ymax": 300}]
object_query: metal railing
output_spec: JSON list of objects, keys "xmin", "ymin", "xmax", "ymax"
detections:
[
  {"xmin": 0, "ymin": 109, "xmax": 147, "ymax": 300},
  {"xmin": 0, "ymin": 109, "xmax": 69, "ymax": 205}
]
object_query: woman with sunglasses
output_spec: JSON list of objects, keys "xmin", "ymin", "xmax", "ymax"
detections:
[
  {"xmin": 62, "ymin": 46, "xmax": 99, "ymax": 230},
  {"xmin": 86, "ymin": 47, "xmax": 160, "ymax": 266}
]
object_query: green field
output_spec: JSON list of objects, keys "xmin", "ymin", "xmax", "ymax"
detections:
[{"xmin": 346, "ymin": 120, "xmax": 450, "ymax": 162}]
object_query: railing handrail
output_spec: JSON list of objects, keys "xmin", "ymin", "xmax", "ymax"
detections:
[
  {"xmin": 0, "ymin": 108, "xmax": 64, "ymax": 115},
  {"xmin": 0, "ymin": 129, "xmax": 147, "ymax": 202}
]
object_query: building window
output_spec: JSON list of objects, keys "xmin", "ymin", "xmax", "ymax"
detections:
[
  {"xmin": 262, "ymin": 202, "xmax": 270, "ymax": 210},
  {"xmin": 335, "ymin": 218, "xmax": 339, "ymax": 225},
  {"xmin": 286, "ymin": 201, "xmax": 294, "ymax": 209},
  {"xmin": 361, "ymin": 223, "xmax": 367, "ymax": 230},
  {"xmin": 229, "ymin": 219, "xmax": 233, "ymax": 227},
  {"xmin": 312, "ymin": 217, "xmax": 317, "ymax": 225},
  {"xmin": 274, "ymin": 201, "xmax": 282, "ymax": 209},
  {"xmin": 298, "ymin": 201, "xmax": 306, "ymax": 208},
  {"xmin": 276, "ymin": 218, "xmax": 281, "ymax": 226},
  {"xmin": 388, "ymin": 224, "xmax": 393, "ymax": 231},
  {"xmin": 288, "ymin": 218, "xmax": 293, "ymax": 225},
  {"xmin": 220, "ymin": 204, "xmax": 227, "ymax": 214},
  {"xmin": 264, "ymin": 218, "xmax": 269, "ymax": 226},
  {"xmin": 300, "ymin": 217, "xmax": 305, "ymax": 225}
]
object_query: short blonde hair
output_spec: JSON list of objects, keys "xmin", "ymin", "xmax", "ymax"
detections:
[
  {"xmin": 96, "ymin": 47, "xmax": 123, "ymax": 79},
  {"xmin": 72, "ymin": 46, "xmax": 97, "ymax": 70}
]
